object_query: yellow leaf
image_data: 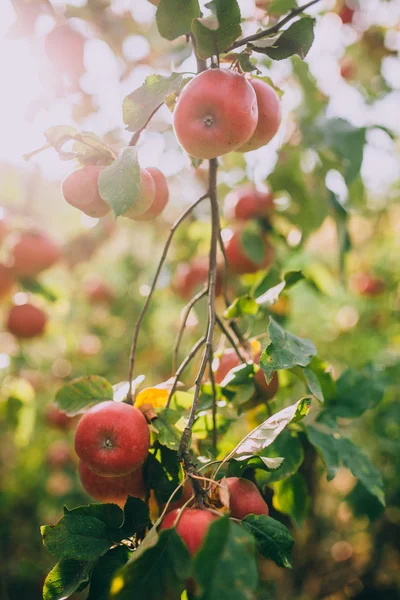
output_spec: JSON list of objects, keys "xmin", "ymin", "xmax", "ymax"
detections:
[{"xmin": 135, "ymin": 387, "xmax": 169, "ymax": 409}]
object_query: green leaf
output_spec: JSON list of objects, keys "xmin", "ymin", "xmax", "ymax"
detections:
[
  {"xmin": 45, "ymin": 125, "xmax": 79, "ymax": 151},
  {"xmin": 143, "ymin": 448, "xmax": 183, "ymax": 505},
  {"xmin": 234, "ymin": 52, "xmax": 261, "ymax": 73},
  {"xmin": 192, "ymin": 0, "xmax": 242, "ymax": 59},
  {"xmin": 268, "ymin": 0, "xmax": 297, "ymax": 14},
  {"xmin": 253, "ymin": 17, "xmax": 315, "ymax": 61},
  {"xmin": 273, "ymin": 472, "xmax": 310, "ymax": 525},
  {"xmin": 63, "ymin": 503, "xmax": 124, "ymax": 532},
  {"xmin": 87, "ymin": 546, "xmax": 131, "ymax": 600},
  {"xmin": 156, "ymin": 0, "xmax": 200, "ymax": 41},
  {"xmin": 241, "ymin": 229, "xmax": 266, "ymax": 264},
  {"xmin": 242, "ymin": 514, "xmax": 294, "ymax": 569},
  {"xmin": 123, "ymin": 73, "xmax": 186, "ymax": 132},
  {"xmin": 20, "ymin": 278, "xmax": 58, "ymax": 302},
  {"xmin": 260, "ymin": 318, "xmax": 317, "ymax": 383},
  {"xmin": 43, "ymin": 559, "xmax": 93, "ymax": 600},
  {"xmin": 55, "ymin": 376, "xmax": 113, "ymax": 416},
  {"xmin": 223, "ymin": 295, "xmax": 259, "ymax": 319},
  {"xmin": 41, "ymin": 514, "xmax": 115, "ymax": 562},
  {"xmin": 193, "ymin": 517, "xmax": 258, "ymax": 600},
  {"xmin": 345, "ymin": 482, "xmax": 385, "ymax": 521},
  {"xmin": 259, "ymin": 429, "xmax": 304, "ymax": 484},
  {"xmin": 256, "ymin": 270, "xmax": 304, "ymax": 306},
  {"xmin": 305, "ymin": 425, "xmax": 341, "ymax": 481},
  {"xmin": 292, "ymin": 365, "xmax": 324, "ymax": 403},
  {"xmin": 110, "ymin": 529, "xmax": 191, "ymax": 600},
  {"xmin": 44, "ymin": 126, "xmax": 114, "ymax": 165},
  {"xmin": 98, "ymin": 147, "xmax": 144, "ymax": 218},
  {"xmin": 120, "ymin": 497, "xmax": 151, "ymax": 539},
  {"xmin": 153, "ymin": 409, "xmax": 186, "ymax": 451},
  {"xmin": 232, "ymin": 397, "xmax": 311, "ymax": 457},
  {"xmin": 326, "ymin": 365, "xmax": 386, "ymax": 419},
  {"xmin": 229, "ymin": 455, "xmax": 284, "ymax": 477}
]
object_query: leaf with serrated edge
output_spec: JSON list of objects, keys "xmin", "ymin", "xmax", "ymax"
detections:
[
  {"xmin": 242, "ymin": 514, "xmax": 294, "ymax": 568},
  {"xmin": 55, "ymin": 376, "xmax": 113, "ymax": 416},
  {"xmin": 156, "ymin": 0, "xmax": 200, "ymax": 41},
  {"xmin": 192, "ymin": 0, "xmax": 242, "ymax": 60}
]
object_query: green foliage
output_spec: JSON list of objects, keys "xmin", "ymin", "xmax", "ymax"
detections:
[
  {"xmin": 192, "ymin": 0, "xmax": 242, "ymax": 59},
  {"xmin": 223, "ymin": 294, "xmax": 259, "ymax": 319},
  {"xmin": 43, "ymin": 559, "xmax": 94, "ymax": 600},
  {"xmin": 143, "ymin": 448, "xmax": 183, "ymax": 504},
  {"xmin": 98, "ymin": 147, "xmax": 141, "ymax": 217},
  {"xmin": 260, "ymin": 318, "xmax": 317, "ymax": 383},
  {"xmin": 87, "ymin": 547, "xmax": 131, "ymax": 600},
  {"xmin": 253, "ymin": 18, "xmax": 315, "ymax": 60},
  {"xmin": 273, "ymin": 473, "xmax": 310, "ymax": 525},
  {"xmin": 156, "ymin": 0, "xmax": 200, "ymax": 41},
  {"xmin": 55, "ymin": 376, "xmax": 113, "ymax": 416},
  {"xmin": 258, "ymin": 430, "xmax": 304, "ymax": 484},
  {"xmin": 153, "ymin": 409, "xmax": 186, "ymax": 451},
  {"xmin": 242, "ymin": 514, "xmax": 294, "ymax": 568}
]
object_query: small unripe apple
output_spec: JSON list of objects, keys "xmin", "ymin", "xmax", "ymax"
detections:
[
  {"xmin": 62, "ymin": 166, "xmax": 111, "ymax": 218},
  {"xmin": 11, "ymin": 231, "xmax": 60, "ymax": 277},
  {"xmin": 47, "ymin": 440, "xmax": 74, "ymax": 469},
  {"xmin": 173, "ymin": 69, "xmax": 258, "ymax": 159},
  {"xmin": 225, "ymin": 477, "xmax": 269, "ymax": 519},
  {"xmin": 224, "ymin": 185, "xmax": 274, "ymax": 221},
  {"xmin": 84, "ymin": 277, "xmax": 115, "ymax": 305},
  {"xmin": 45, "ymin": 404, "xmax": 76, "ymax": 430},
  {"xmin": 78, "ymin": 461, "xmax": 146, "ymax": 506},
  {"xmin": 0, "ymin": 264, "xmax": 15, "ymax": 299},
  {"xmin": 224, "ymin": 229, "xmax": 274, "ymax": 275},
  {"xmin": 45, "ymin": 25, "xmax": 85, "ymax": 75},
  {"xmin": 7, "ymin": 303, "xmax": 47, "ymax": 338},
  {"xmin": 160, "ymin": 508, "xmax": 219, "ymax": 555},
  {"xmin": 134, "ymin": 168, "xmax": 169, "ymax": 221},
  {"xmin": 350, "ymin": 272, "xmax": 385, "ymax": 297},
  {"xmin": 236, "ymin": 79, "xmax": 281, "ymax": 153},
  {"xmin": 122, "ymin": 168, "xmax": 156, "ymax": 220},
  {"xmin": 74, "ymin": 401, "xmax": 150, "ymax": 477}
]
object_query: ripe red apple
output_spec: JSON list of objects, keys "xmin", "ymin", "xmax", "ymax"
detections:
[
  {"xmin": 225, "ymin": 229, "xmax": 274, "ymax": 275},
  {"xmin": 350, "ymin": 272, "xmax": 385, "ymax": 297},
  {"xmin": 84, "ymin": 277, "xmax": 115, "ymax": 305},
  {"xmin": 7, "ymin": 303, "xmax": 47, "ymax": 338},
  {"xmin": 47, "ymin": 440, "xmax": 73, "ymax": 469},
  {"xmin": 160, "ymin": 508, "xmax": 219, "ymax": 555},
  {"xmin": 45, "ymin": 25, "xmax": 86, "ymax": 75},
  {"xmin": 62, "ymin": 166, "xmax": 111, "ymax": 218},
  {"xmin": 224, "ymin": 185, "xmax": 274, "ymax": 221},
  {"xmin": 173, "ymin": 69, "xmax": 258, "ymax": 159},
  {"xmin": 78, "ymin": 461, "xmax": 146, "ymax": 506},
  {"xmin": 74, "ymin": 401, "xmax": 150, "ymax": 476},
  {"xmin": 236, "ymin": 79, "xmax": 281, "ymax": 152},
  {"xmin": 339, "ymin": 5, "xmax": 354, "ymax": 24},
  {"xmin": 0, "ymin": 264, "xmax": 15, "ymax": 299},
  {"xmin": 122, "ymin": 168, "xmax": 156, "ymax": 219},
  {"xmin": 11, "ymin": 231, "xmax": 60, "ymax": 277},
  {"xmin": 254, "ymin": 369, "xmax": 279, "ymax": 400},
  {"xmin": 214, "ymin": 349, "xmax": 241, "ymax": 384},
  {"xmin": 174, "ymin": 257, "xmax": 223, "ymax": 299},
  {"xmin": 225, "ymin": 477, "xmax": 269, "ymax": 519},
  {"xmin": 45, "ymin": 404, "xmax": 76, "ymax": 430},
  {"xmin": 134, "ymin": 168, "xmax": 169, "ymax": 221}
]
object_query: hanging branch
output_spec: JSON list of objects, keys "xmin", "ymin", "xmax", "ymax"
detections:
[
  {"xmin": 215, "ymin": 315, "xmax": 249, "ymax": 363},
  {"xmin": 126, "ymin": 193, "xmax": 209, "ymax": 403},
  {"xmin": 225, "ymin": 0, "xmax": 322, "ymax": 52}
]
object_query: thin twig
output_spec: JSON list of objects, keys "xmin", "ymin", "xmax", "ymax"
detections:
[
  {"xmin": 127, "ymin": 193, "xmax": 209, "ymax": 403},
  {"xmin": 166, "ymin": 336, "xmax": 206, "ymax": 407},
  {"xmin": 128, "ymin": 103, "xmax": 164, "ymax": 147},
  {"xmin": 172, "ymin": 286, "xmax": 208, "ymax": 373},
  {"xmin": 178, "ymin": 158, "xmax": 219, "ymax": 459},
  {"xmin": 225, "ymin": 0, "xmax": 323, "ymax": 52},
  {"xmin": 209, "ymin": 349, "xmax": 218, "ymax": 454},
  {"xmin": 215, "ymin": 315, "xmax": 249, "ymax": 363}
]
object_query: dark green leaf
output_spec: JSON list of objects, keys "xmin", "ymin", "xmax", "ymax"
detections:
[
  {"xmin": 345, "ymin": 482, "xmax": 385, "ymax": 521},
  {"xmin": 87, "ymin": 546, "xmax": 131, "ymax": 600},
  {"xmin": 259, "ymin": 429, "xmax": 304, "ymax": 484},
  {"xmin": 193, "ymin": 517, "xmax": 258, "ymax": 600},
  {"xmin": 192, "ymin": 0, "xmax": 242, "ymax": 59},
  {"xmin": 153, "ymin": 409, "xmax": 186, "ymax": 451},
  {"xmin": 63, "ymin": 503, "xmax": 123, "ymax": 533},
  {"xmin": 98, "ymin": 147, "xmax": 142, "ymax": 218},
  {"xmin": 110, "ymin": 529, "xmax": 191, "ymax": 600},
  {"xmin": 123, "ymin": 73, "xmax": 186, "ymax": 131},
  {"xmin": 253, "ymin": 18, "xmax": 315, "ymax": 61},
  {"xmin": 256, "ymin": 270, "xmax": 304, "ymax": 306},
  {"xmin": 241, "ymin": 229, "xmax": 266, "ymax": 264},
  {"xmin": 273, "ymin": 472, "xmax": 310, "ymax": 525},
  {"xmin": 305, "ymin": 425, "xmax": 340, "ymax": 481},
  {"xmin": 260, "ymin": 318, "xmax": 317, "ymax": 383},
  {"xmin": 234, "ymin": 52, "xmax": 261, "ymax": 73},
  {"xmin": 43, "ymin": 559, "xmax": 93, "ymax": 600},
  {"xmin": 327, "ymin": 365, "xmax": 386, "ymax": 419},
  {"xmin": 55, "ymin": 376, "xmax": 113, "ymax": 416},
  {"xmin": 143, "ymin": 449, "xmax": 183, "ymax": 505},
  {"xmin": 242, "ymin": 514, "xmax": 294, "ymax": 568},
  {"xmin": 156, "ymin": 0, "xmax": 200, "ymax": 41},
  {"xmin": 223, "ymin": 295, "xmax": 259, "ymax": 319},
  {"xmin": 120, "ymin": 497, "xmax": 151, "ymax": 539}
]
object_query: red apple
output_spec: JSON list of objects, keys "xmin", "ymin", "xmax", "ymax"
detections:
[
  {"xmin": 11, "ymin": 231, "xmax": 60, "ymax": 277},
  {"xmin": 84, "ymin": 277, "xmax": 115, "ymax": 305},
  {"xmin": 173, "ymin": 69, "xmax": 258, "ymax": 159},
  {"xmin": 160, "ymin": 508, "xmax": 219, "ymax": 555},
  {"xmin": 214, "ymin": 349, "xmax": 241, "ymax": 384},
  {"xmin": 134, "ymin": 168, "xmax": 169, "ymax": 221},
  {"xmin": 122, "ymin": 168, "xmax": 156, "ymax": 219},
  {"xmin": 350, "ymin": 272, "xmax": 385, "ymax": 297},
  {"xmin": 225, "ymin": 477, "xmax": 269, "ymax": 519},
  {"xmin": 62, "ymin": 166, "xmax": 111, "ymax": 218},
  {"xmin": 6, "ymin": 303, "xmax": 47, "ymax": 338},
  {"xmin": 78, "ymin": 461, "xmax": 146, "ymax": 506},
  {"xmin": 224, "ymin": 185, "xmax": 274, "ymax": 221},
  {"xmin": 236, "ymin": 79, "xmax": 281, "ymax": 152},
  {"xmin": 225, "ymin": 229, "xmax": 274, "ymax": 275},
  {"xmin": 174, "ymin": 257, "xmax": 223, "ymax": 299},
  {"xmin": 74, "ymin": 401, "xmax": 150, "ymax": 477},
  {"xmin": 0, "ymin": 264, "xmax": 15, "ymax": 299},
  {"xmin": 45, "ymin": 404, "xmax": 75, "ymax": 430}
]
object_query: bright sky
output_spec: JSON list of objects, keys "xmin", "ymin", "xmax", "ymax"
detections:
[{"xmin": 0, "ymin": 0, "xmax": 399, "ymax": 195}]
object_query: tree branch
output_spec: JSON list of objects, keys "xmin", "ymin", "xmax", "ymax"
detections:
[
  {"xmin": 127, "ymin": 193, "xmax": 209, "ymax": 403},
  {"xmin": 166, "ymin": 336, "xmax": 206, "ymax": 407},
  {"xmin": 172, "ymin": 286, "xmax": 208, "ymax": 373},
  {"xmin": 128, "ymin": 103, "xmax": 163, "ymax": 147},
  {"xmin": 215, "ymin": 315, "xmax": 249, "ymax": 363},
  {"xmin": 209, "ymin": 349, "xmax": 218, "ymax": 454},
  {"xmin": 225, "ymin": 0, "xmax": 322, "ymax": 52}
]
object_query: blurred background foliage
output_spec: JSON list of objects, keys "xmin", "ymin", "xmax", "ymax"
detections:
[{"xmin": 0, "ymin": 0, "xmax": 399, "ymax": 599}]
